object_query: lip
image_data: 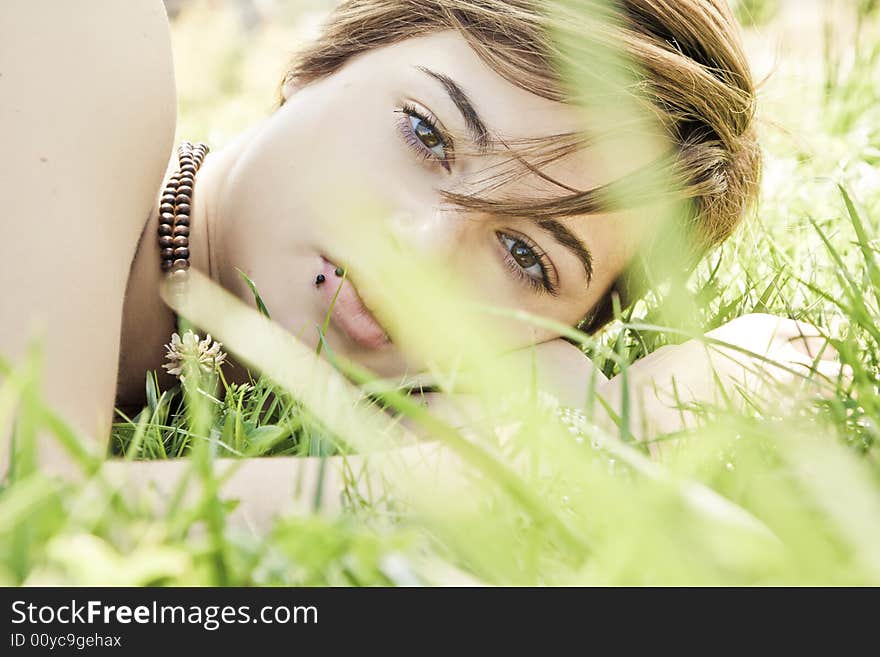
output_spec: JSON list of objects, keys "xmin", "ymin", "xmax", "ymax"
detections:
[{"xmin": 317, "ymin": 256, "xmax": 391, "ymax": 350}]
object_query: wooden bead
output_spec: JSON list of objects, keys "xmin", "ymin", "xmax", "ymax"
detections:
[{"xmin": 157, "ymin": 141, "xmax": 206, "ymax": 279}]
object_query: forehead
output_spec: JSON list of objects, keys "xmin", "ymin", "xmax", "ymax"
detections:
[{"xmin": 353, "ymin": 32, "xmax": 584, "ymax": 138}]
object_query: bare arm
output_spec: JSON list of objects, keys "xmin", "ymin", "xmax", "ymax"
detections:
[
  {"xmin": 0, "ymin": 0, "xmax": 176, "ymax": 475},
  {"xmin": 582, "ymin": 314, "xmax": 844, "ymax": 453},
  {"xmin": 102, "ymin": 443, "xmax": 463, "ymax": 533},
  {"xmin": 425, "ymin": 314, "xmax": 844, "ymax": 456}
]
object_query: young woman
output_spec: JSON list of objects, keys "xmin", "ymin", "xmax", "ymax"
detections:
[{"xmin": 0, "ymin": 0, "xmax": 842, "ymax": 522}]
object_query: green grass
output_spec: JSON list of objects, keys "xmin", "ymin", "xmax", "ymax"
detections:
[{"xmin": 2, "ymin": 0, "xmax": 880, "ymax": 586}]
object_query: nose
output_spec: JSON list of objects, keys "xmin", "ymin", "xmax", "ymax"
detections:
[{"xmin": 387, "ymin": 207, "xmax": 463, "ymax": 259}]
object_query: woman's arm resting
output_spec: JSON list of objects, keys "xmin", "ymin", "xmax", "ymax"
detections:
[
  {"xmin": 421, "ymin": 315, "xmax": 845, "ymax": 455},
  {"xmin": 593, "ymin": 313, "xmax": 847, "ymax": 451},
  {"xmin": 0, "ymin": 0, "xmax": 176, "ymax": 477},
  {"xmin": 101, "ymin": 442, "xmax": 463, "ymax": 532}
]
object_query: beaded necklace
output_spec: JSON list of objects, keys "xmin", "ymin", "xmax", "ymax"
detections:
[{"xmin": 156, "ymin": 141, "xmax": 209, "ymax": 282}]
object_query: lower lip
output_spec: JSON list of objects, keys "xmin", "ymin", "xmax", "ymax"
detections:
[{"xmin": 317, "ymin": 257, "xmax": 391, "ymax": 350}]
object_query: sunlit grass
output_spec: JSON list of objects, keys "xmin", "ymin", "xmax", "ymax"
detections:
[{"xmin": 2, "ymin": 0, "xmax": 880, "ymax": 586}]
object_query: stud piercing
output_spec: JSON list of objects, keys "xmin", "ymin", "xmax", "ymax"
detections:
[
  {"xmin": 334, "ymin": 267, "xmax": 344, "ymax": 277},
  {"xmin": 315, "ymin": 274, "xmax": 326, "ymax": 286}
]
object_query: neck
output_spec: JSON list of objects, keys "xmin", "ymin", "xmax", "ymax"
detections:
[{"xmin": 115, "ymin": 132, "xmax": 253, "ymax": 409}]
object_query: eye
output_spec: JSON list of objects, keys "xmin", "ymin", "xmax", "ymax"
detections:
[
  {"xmin": 397, "ymin": 103, "xmax": 452, "ymax": 171},
  {"xmin": 496, "ymin": 231, "xmax": 557, "ymax": 295},
  {"xmin": 408, "ymin": 114, "xmax": 445, "ymax": 157}
]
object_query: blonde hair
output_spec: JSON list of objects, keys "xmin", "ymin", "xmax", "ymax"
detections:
[{"xmin": 282, "ymin": 0, "xmax": 761, "ymax": 325}]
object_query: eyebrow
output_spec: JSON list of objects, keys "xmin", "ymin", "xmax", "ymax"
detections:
[
  {"xmin": 536, "ymin": 218, "xmax": 594, "ymax": 283},
  {"xmin": 417, "ymin": 66, "xmax": 491, "ymax": 151}
]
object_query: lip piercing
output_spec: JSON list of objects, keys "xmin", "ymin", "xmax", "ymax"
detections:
[{"xmin": 315, "ymin": 273, "xmax": 326, "ymax": 286}]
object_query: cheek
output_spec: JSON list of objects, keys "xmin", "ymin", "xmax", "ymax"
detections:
[
  {"xmin": 218, "ymin": 95, "xmax": 368, "ymax": 252},
  {"xmin": 221, "ymin": 87, "xmax": 438, "ymax": 259}
]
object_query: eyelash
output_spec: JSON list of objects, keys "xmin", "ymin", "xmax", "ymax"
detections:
[
  {"xmin": 396, "ymin": 103, "xmax": 453, "ymax": 172},
  {"xmin": 496, "ymin": 231, "xmax": 558, "ymax": 296}
]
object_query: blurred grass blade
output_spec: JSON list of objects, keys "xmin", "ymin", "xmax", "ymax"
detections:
[{"xmin": 236, "ymin": 268, "xmax": 272, "ymax": 319}]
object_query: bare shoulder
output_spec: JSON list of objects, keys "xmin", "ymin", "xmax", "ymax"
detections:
[{"xmin": 0, "ymin": 0, "xmax": 176, "ymax": 467}]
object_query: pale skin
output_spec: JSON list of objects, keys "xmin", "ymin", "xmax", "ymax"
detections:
[{"xmin": 0, "ymin": 1, "xmax": 843, "ymax": 527}]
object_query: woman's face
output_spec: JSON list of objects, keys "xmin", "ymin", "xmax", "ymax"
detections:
[{"xmin": 213, "ymin": 30, "xmax": 647, "ymax": 377}]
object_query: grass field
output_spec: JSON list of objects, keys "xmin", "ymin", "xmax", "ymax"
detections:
[{"xmin": 2, "ymin": 0, "xmax": 880, "ymax": 586}]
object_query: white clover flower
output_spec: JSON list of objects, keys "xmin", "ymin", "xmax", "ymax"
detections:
[{"xmin": 163, "ymin": 330, "xmax": 227, "ymax": 382}]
